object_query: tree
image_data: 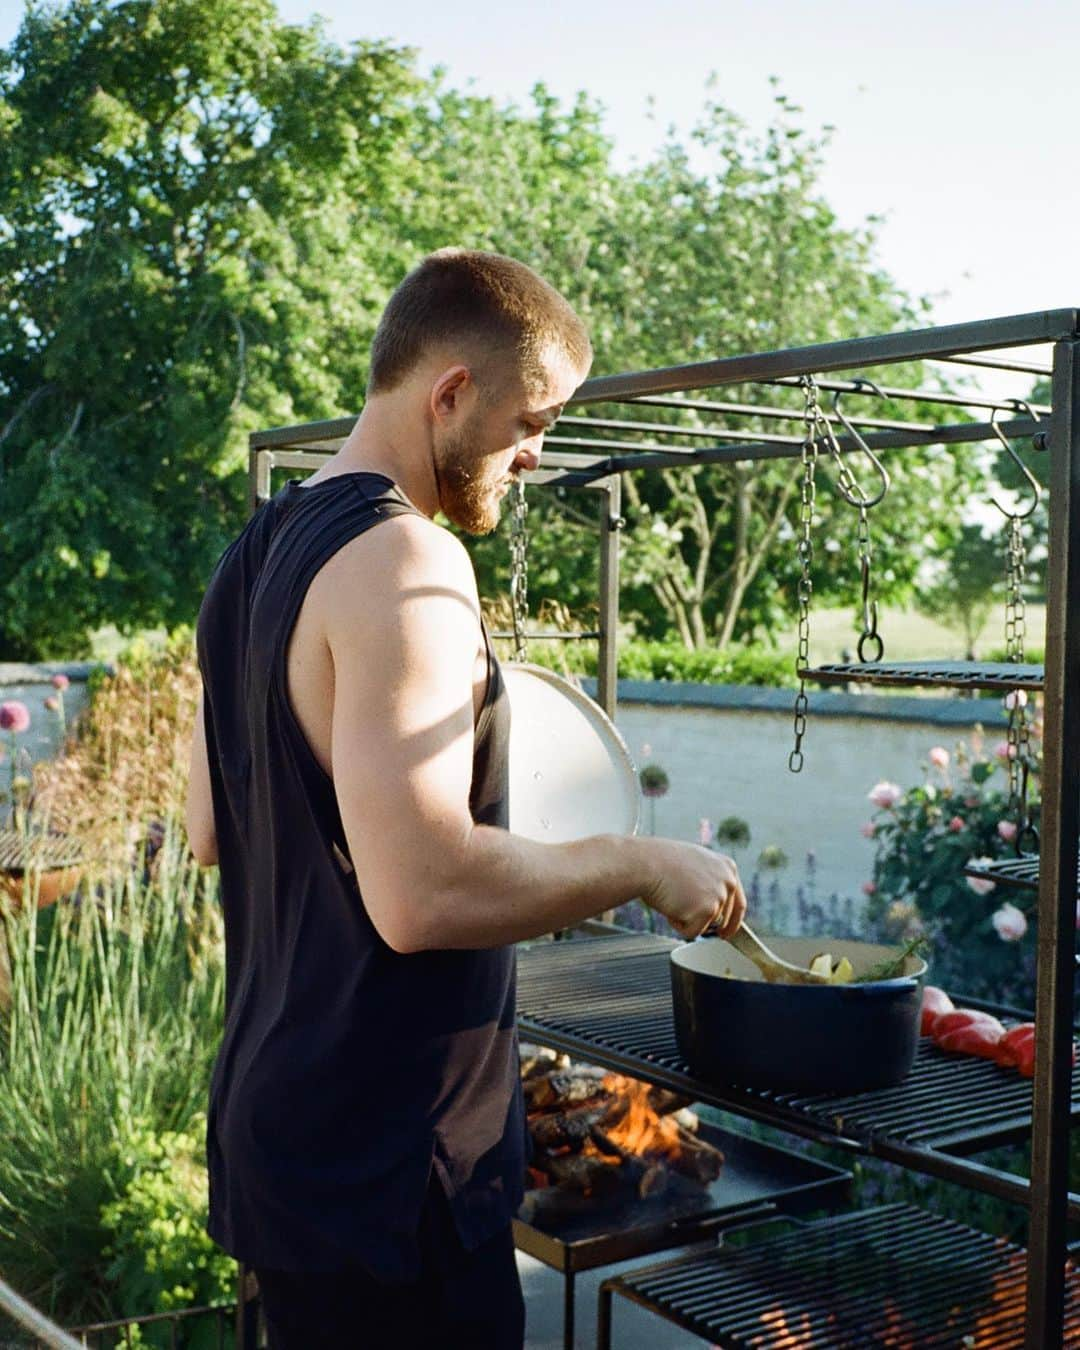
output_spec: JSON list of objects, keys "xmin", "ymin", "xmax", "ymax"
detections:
[
  {"xmin": 0, "ymin": 0, "xmax": 422, "ymax": 657},
  {"xmin": 915, "ymin": 523, "xmax": 1002, "ymax": 656}
]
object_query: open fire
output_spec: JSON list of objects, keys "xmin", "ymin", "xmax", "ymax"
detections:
[{"xmin": 520, "ymin": 1044, "xmax": 724, "ymax": 1208}]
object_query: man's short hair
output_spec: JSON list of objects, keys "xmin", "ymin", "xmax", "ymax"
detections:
[{"xmin": 367, "ymin": 249, "xmax": 592, "ymax": 399}]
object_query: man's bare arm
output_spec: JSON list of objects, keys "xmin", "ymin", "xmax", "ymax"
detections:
[
  {"xmin": 322, "ymin": 515, "xmax": 743, "ymax": 953},
  {"xmin": 184, "ymin": 685, "xmax": 219, "ymax": 867}
]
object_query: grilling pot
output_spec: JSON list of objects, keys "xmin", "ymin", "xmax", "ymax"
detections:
[{"xmin": 671, "ymin": 936, "xmax": 927, "ymax": 1095}]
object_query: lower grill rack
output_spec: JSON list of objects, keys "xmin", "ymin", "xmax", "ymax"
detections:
[{"xmin": 598, "ymin": 1203, "xmax": 1080, "ymax": 1348}]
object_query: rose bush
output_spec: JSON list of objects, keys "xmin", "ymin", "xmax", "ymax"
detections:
[{"xmin": 863, "ymin": 719, "xmax": 1041, "ymax": 1005}]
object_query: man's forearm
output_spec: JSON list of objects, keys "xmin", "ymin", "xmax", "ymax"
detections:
[{"xmin": 407, "ymin": 827, "xmax": 655, "ymax": 950}]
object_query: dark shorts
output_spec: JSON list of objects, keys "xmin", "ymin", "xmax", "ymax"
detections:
[{"xmin": 253, "ymin": 1181, "xmax": 524, "ymax": 1349}]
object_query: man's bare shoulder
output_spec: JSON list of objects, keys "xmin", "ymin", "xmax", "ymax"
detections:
[{"xmin": 312, "ymin": 512, "xmax": 479, "ymax": 640}]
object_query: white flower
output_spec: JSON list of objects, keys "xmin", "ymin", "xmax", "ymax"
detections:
[
  {"xmin": 992, "ymin": 902, "xmax": 1027, "ymax": 942},
  {"xmin": 1003, "ymin": 690, "xmax": 1028, "ymax": 711},
  {"xmin": 928, "ymin": 746, "xmax": 950, "ymax": 769},
  {"xmin": 868, "ymin": 781, "xmax": 903, "ymax": 810}
]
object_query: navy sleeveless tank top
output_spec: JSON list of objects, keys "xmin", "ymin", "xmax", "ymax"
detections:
[{"xmin": 195, "ymin": 471, "xmax": 525, "ymax": 1277}]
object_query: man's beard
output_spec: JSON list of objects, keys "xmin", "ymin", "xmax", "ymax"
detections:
[{"xmin": 434, "ymin": 420, "xmax": 509, "ymax": 535}]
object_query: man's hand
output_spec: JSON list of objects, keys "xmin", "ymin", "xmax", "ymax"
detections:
[{"xmin": 636, "ymin": 840, "xmax": 746, "ymax": 940}]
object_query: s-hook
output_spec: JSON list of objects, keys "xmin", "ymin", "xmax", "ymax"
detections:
[{"xmin": 829, "ymin": 380, "xmax": 892, "ymax": 662}]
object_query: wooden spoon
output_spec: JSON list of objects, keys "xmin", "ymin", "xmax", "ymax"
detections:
[{"xmin": 703, "ymin": 920, "xmax": 833, "ymax": 986}]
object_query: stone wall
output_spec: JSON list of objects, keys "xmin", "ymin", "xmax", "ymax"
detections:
[{"xmin": 584, "ymin": 679, "xmax": 1009, "ymax": 920}]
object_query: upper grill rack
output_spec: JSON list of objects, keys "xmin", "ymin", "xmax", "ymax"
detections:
[
  {"xmin": 797, "ymin": 660, "xmax": 1044, "ymax": 692},
  {"xmin": 517, "ymin": 933, "xmax": 1080, "ymax": 1154},
  {"xmin": 598, "ymin": 1203, "xmax": 1080, "ymax": 1349},
  {"xmin": 964, "ymin": 853, "xmax": 1080, "ymax": 895}
]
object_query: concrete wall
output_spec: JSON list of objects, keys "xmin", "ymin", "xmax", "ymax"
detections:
[
  {"xmin": 584, "ymin": 679, "xmax": 1009, "ymax": 919},
  {"xmin": 0, "ymin": 662, "xmax": 106, "ymax": 768}
]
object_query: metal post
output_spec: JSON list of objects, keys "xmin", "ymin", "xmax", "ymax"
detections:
[
  {"xmin": 248, "ymin": 445, "xmax": 272, "ymax": 518},
  {"xmin": 596, "ymin": 475, "xmax": 622, "ymax": 721},
  {"xmin": 1026, "ymin": 337, "xmax": 1080, "ymax": 1350}
]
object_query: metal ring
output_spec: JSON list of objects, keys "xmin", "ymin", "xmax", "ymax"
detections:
[
  {"xmin": 857, "ymin": 631, "xmax": 884, "ymax": 663},
  {"xmin": 1016, "ymin": 823, "xmax": 1040, "ymax": 856}
]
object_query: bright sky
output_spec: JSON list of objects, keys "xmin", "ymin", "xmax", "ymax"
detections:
[{"xmin": 2, "ymin": 0, "xmax": 1076, "ymax": 394}]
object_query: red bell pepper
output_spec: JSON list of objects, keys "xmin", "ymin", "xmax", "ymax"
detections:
[
  {"xmin": 996, "ymin": 1023, "xmax": 1077, "ymax": 1077},
  {"xmin": 935, "ymin": 1020, "xmax": 1005, "ymax": 1059},
  {"xmin": 996, "ymin": 1024, "xmax": 1036, "ymax": 1075},
  {"xmin": 932, "ymin": 1010, "xmax": 1004, "ymax": 1045},
  {"xmin": 920, "ymin": 986, "xmax": 955, "ymax": 1036}
]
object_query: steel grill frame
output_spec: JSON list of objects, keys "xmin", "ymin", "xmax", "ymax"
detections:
[
  {"xmin": 255, "ymin": 308, "xmax": 1080, "ymax": 1346},
  {"xmin": 598, "ymin": 1204, "xmax": 1080, "ymax": 1349}
]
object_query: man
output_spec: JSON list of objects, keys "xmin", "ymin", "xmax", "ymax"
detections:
[{"xmin": 185, "ymin": 249, "xmax": 745, "ymax": 1348}]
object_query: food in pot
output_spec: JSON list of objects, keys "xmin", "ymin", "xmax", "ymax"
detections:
[
  {"xmin": 807, "ymin": 952, "xmax": 855, "ymax": 984},
  {"xmin": 920, "ymin": 985, "xmax": 955, "ymax": 1036}
]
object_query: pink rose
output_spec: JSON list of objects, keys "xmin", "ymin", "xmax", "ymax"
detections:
[
  {"xmin": 994, "ymin": 741, "xmax": 1015, "ymax": 762},
  {"xmin": 997, "ymin": 820, "xmax": 1018, "ymax": 843},
  {"xmin": 992, "ymin": 902, "xmax": 1027, "ymax": 942},
  {"xmin": 698, "ymin": 818, "xmax": 712, "ymax": 847},
  {"xmin": 43, "ymin": 696, "xmax": 59, "ymax": 712},
  {"xmin": 860, "ymin": 821, "xmax": 876, "ymax": 839},
  {"xmin": 928, "ymin": 746, "xmax": 950, "ymax": 769},
  {"xmin": 0, "ymin": 701, "xmax": 30, "ymax": 734},
  {"xmin": 966, "ymin": 858, "xmax": 997, "ymax": 896},
  {"xmin": 50, "ymin": 673, "xmax": 70, "ymax": 690},
  {"xmin": 861, "ymin": 881, "xmax": 876, "ymax": 896},
  {"xmin": 1003, "ymin": 690, "xmax": 1028, "ymax": 711},
  {"xmin": 948, "ymin": 816, "xmax": 965, "ymax": 833},
  {"xmin": 868, "ymin": 781, "xmax": 903, "ymax": 810}
]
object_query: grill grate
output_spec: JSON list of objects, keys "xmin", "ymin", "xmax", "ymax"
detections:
[
  {"xmin": 798, "ymin": 659, "xmax": 1044, "ymax": 691},
  {"xmin": 964, "ymin": 853, "xmax": 1080, "ymax": 896},
  {"xmin": 0, "ymin": 827, "xmax": 86, "ymax": 873},
  {"xmin": 517, "ymin": 934, "xmax": 1080, "ymax": 1152},
  {"xmin": 600, "ymin": 1203, "xmax": 1080, "ymax": 1348}
]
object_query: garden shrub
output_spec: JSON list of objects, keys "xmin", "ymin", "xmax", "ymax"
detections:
[
  {"xmin": 862, "ymin": 722, "xmax": 1042, "ymax": 1006},
  {"xmin": 0, "ymin": 820, "xmax": 225, "ymax": 1326},
  {"xmin": 100, "ymin": 1116, "xmax": 235, "ymax": 1346}
]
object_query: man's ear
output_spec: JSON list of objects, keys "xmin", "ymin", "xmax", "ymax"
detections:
[{"xmin": 430, "ymin": 364, "xmax": 475, "ymax": 422}]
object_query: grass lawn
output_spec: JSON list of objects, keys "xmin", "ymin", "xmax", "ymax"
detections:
[{"xmin": 776, "ymin": 603, "xmax": 1047, "ymax": 663}]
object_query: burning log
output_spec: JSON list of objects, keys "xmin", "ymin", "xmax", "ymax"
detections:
[
  {"xmin": 521, "ymin": 1056, "xmax": 724, "ymax": 1208},
  {"xmin": 520, "ymin": 1043, "xmax": 565, "ymax": 1080},
  {"xmin": 545, "ymin": 1151, "xmax": 623, "ymax": 1196},
  {"xmin": 524, "ymin": 1066, "xmax": 609, "ymax": 1111},
  {"xmin": 668, "ymin": 1124, "xmax": 724, "ymax": 1184},
  {"xmin": 530, "ymin": 1101, "xmax": 613, "ymax": 1150}
]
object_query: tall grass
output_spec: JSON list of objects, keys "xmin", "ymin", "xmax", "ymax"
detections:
[{"xmin": 0, "ymin": 818, "xmax": 225, "ymax": 1324}]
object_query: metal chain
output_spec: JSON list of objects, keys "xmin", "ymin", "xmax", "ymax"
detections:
[
  {"xmin": 509, "ymin": 476, "xmax": 529, "ymax": 663},
  {"xmin": 1004, "ymin": 512, "xmax": 1035, "ymax": 851},
  {"xmin": 789, "ymin": 376, "xmax": 821, "ymax": 773}
]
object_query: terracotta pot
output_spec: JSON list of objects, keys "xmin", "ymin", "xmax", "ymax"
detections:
[{"xmin": 0, "ymin": 863, "xmax": 85, "ymax": 912}]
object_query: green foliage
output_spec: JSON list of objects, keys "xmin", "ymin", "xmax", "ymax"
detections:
[
  {"xmin": 914, "ymin": 523, "xmax": 1003, "ymax": 655},
  {"xmin": 2, "ymin": 1, "xmax": 972, "ymax": 659},
  {"xmin": 100, "ymin": 1117, "xmax": 234, "ymax": 1345},
  {"xmin": 864, "ymin": 730, "xmax": 1041, "ymax": 1005},
  {"xmin": 518, "ymin": 635, "xmax": 796, "ymax": 686},
  {"xmin": 0, "ymin": 0, "xmax": 423, "ymax": 658},
  {"xmin": 0, "ymin": 819, "xmax": 225, "ymax": 1324}
]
